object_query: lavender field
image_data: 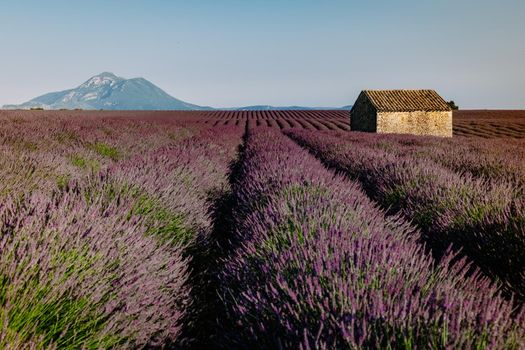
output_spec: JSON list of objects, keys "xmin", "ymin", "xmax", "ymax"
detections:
[{"xmin": 0, "ymin": 110, "xmax": 524, "ymax": 349}]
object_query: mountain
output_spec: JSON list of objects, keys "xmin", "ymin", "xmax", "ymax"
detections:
[
  {"xmin": 3, "ymin": 72, "xmax": 212, "ymax": 110},
  {"xmin": 2, "ymin": 72, "xmax": 352, "ymax": 111}
]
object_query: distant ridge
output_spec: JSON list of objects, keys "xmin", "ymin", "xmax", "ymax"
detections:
[
  {"xmin": 230, "ymin": 105, "xmax": 352, "ymax": 111},
  {"xmin": 3, "ymin": 72, "xmax": 212, "ymax": 111},
  {"xmin": 2, "ymin": 72, "xmax": 352, "ymax": 111}
]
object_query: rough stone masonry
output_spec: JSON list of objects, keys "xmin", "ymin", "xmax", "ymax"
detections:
[{"xmin": 350, "ymin": 90, "xmax": 453, "ymax": 137}]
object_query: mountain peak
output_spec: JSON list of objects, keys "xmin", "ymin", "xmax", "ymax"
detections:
[
  {"xmin": 98, "ymin": 71, "xmax": 119, "ymax": 78},
  {"xmin": 3, "ymin": 73, "xmax": 211, "ymax": 111},
  {"xmin": 80, "ymin": 72, "xmax": 123, "ymax": 89}
]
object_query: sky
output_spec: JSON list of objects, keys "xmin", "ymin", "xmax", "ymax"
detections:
[{"xmin": 0, "ymin": 0, "xmax": 524, "ymax": 109}]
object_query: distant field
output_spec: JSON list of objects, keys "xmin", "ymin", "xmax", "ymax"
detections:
[
  {"xmin": 454, "ymin": 110, "xmax": 525, "ymax": 138},
  {"xmin": 3, "ymin": 109, "xmax": 524, "ymax": 138}
]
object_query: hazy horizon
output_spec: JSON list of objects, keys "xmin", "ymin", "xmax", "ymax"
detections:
[{"xmin": 1, "ymin": 0, "xmax": 524, "ymax": 109}]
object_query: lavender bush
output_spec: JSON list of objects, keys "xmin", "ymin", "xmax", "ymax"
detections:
[
  {"xmin": 0, "ymin": 114, "xmax": 201, "ymax": 202},
  {"xmin": 219, "ymin": 128, "xmax": 525, "ymax": 349},
  {"xmin": 326, "ymin": 130, "xmax": 525, "ymax": 190},
  {"xmin": 109, "ymin": 126, "xmax": 244, "ymax": 247},
  {"xmin": 287, "ymin": 129, "xmax": 525, "ymax": 301},
  {"xmin": 0, "ymin": 178, "xmax": 189, "ymax": 348},
  {"xmin": 0, "ymin": 114, "xmax": 243, "ymax": 348}
]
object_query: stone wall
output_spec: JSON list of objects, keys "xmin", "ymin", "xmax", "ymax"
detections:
[
  {"xmin": 376, "ymin": 111, "xmax": 453, "ymax": 137},
  {"xmin": 350, "ymin": 94, "xmax": 377, "ymax": 132}
]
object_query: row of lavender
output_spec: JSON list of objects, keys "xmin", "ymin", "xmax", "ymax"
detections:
[
  {"xmin": 0, "ymin": 114, "xmax": 243, "ymax": 348},
  {"xmin": 218, "ymin": 128, "xmax": 525, "ymax": 348},
  {"xmin": 0, "ymin": 114, "xmax": 198, "ymax": 198},
  {"xmin": 287, "ymin": 129, "xmax": 525, "ymax": 303},
  {"xmin": 316, "ymin": 130, "xmax": 525, "ymax": 190}
]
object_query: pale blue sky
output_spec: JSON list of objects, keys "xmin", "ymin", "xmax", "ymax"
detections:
[{"xmin": 1, "ymin": 0, "xmax": 524, "ymax": 108}]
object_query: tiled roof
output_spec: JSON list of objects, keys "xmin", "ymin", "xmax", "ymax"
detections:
[{"xmin": 363, "ymin": 90, "xmax": 452, "ymax": 112}]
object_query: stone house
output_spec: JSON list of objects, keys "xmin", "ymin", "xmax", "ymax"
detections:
[{"xmin": 350, "ymin": 90, "xmax": 453, "ymax": 137}]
